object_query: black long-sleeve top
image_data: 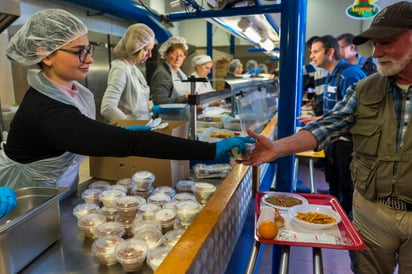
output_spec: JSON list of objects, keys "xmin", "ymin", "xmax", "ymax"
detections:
[{"xmin": 5, "ymin": 87, "xmax": 215, "ymax": 163}]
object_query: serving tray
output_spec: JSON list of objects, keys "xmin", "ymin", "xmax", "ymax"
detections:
[{"xmin": 255, "ymin": 192, "xmax": 366, "ymax": 250}]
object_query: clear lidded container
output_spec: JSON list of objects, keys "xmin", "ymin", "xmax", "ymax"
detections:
[
  {"xmin": 138, "ymin": 203, "xmax": 161, "ymax": 221},
  {"xmin": 154, "ymin": 208, "xmax": 177, "ymax": 234},
  {"xmin": 191, "ymin": 182, "xmax": 217, "ymax": 204},
  {"xmin": 92, "ymin": 235, "xmax": 124, "ymax": 266},
  {"xmin": 163, "ymin": 228, "xmax": 185, "ymax": 247},
  {"xmin": 147, "ymin": 193, "xmax": 171, "ymax": 207},
  {"xmin": 98, "ymin": 206, "xmax": 118, "ymax": 222},
  {"xmin": 174, "ymin": 192, "xmax": 196, "ymax": 202},
  {"xmin": 132, "ymin": 220, "xmax": 162, "ymax": 235},
  {"xmin": 175, "ymin": 200, "xmax": 202, "ymax": 227},
  {"xmin": 100, "ymin": 189, "xmax": 125, "ymax": 211},
  {"xmin": 175, "ymin": 180, "xmax": 195, "ymax": 193},
  {"xmin": 94, "ymin": 221, "xmax": 125, "ymax": 238},
  {"xmin": 133, "ymin": 227, "xmax": 163, "ymax": 250},
  {"xmin": 147, "ymin": 245, "xmax": 172, "ymax": 272},
  {"xmin": 116, "ymin": 178, "xmax": 136, "ymax": 195},
  {"xmin": 110, "ymin": 184, "xmax": 127, "ymax": 193},
  {"xmin": 152, "ymin": 186, "xmax": 176, "ymax": 199},
  {"xmin": 73, "ymin": 203, "xmax": 100, "ymax": 220},
  {"xmin": 88, "ymin": 180, "xmax": 112, "ymax": 191},
  {"xmin": 78, "ymin": 212, "xmax": 106, "ymax": 239},
  {"xmin": 81, "ymin": 188, "xmax": 103, "ymax": 205},
  {"xmin": 115, "ymin": 238, "xmax": 148, "ymax": 272},
  {"xmin": 132, "ymin": 170, "xmax": 155, "ymax": 191},
  {"xmin": 115, "ymin": 196, "xmax": 143, "ymax": 221}
]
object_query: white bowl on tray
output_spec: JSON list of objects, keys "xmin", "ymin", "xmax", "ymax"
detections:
[
  {"xmin": 289, "ymin": 204, "xmax": 342, "ymax": 230},
  {"xmin": 261, "ymin": 192, "xmax": 308, "ymax": 212}
]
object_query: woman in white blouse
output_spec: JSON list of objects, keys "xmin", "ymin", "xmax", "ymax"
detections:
[{"xmin": 101, "ymin": 23, "xmax": 155, "ymax": 122}]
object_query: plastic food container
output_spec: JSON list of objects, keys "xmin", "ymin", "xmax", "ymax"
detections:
[
  {"xmin": 110, "ymin": 184, "xmax": 127, "ymax": 193},
  {"xmin": 78, "ymin": 213, "xmax": 106, "ymax": 239},
  {"xmin": 231, "ymin": 143, "xmax": 255, "ymax": 160},
  {"xmin": 94, "ymin": 221, "xmax": 125, "ymax": 238},
  {"xmin": 133, "ymin": 220, "xmax": 162, "ymax": 235},
  {"xmin": 154, "ymin": 208, "xmax": 176, "ymax": 234},
  {"xmin": 174, "ymin": 192, "xmax": 196, "ymax": 202},
  {"xmin": 134, "ymin": 186, "xmax": 153, "ymax": 200},
  {"xmin": 138, "ymin": 203, "xmax": 161, "ymax": 221},
  {"xmin": 175, "ymin": 200, "xmax": 202, "ymax": 227},
  {"xmin": 132, "ymin": 171, "xmax": 155, "ymax": 191},
  {"xmin": 88, "ymin": 180, "xmax": 111, "ymax": 191},
  {"xmin": 115, "ymin": 239, "xmax": 148, "ymax": 272},
  {"xmin": 72, "ymin": 203, "xmax": 100, "ymax": 220},
  {"xmin": 133, "ymin": 227, "xmax": 163, "ymax": 250},
  {"xmin": 163, "ymin": 200, "xmax": 179, "ymax": 210},
  {"xmin": 163, "ymin": 229, "xmax": 185, "ymax": 247},
  {"xmin": 116, "ymin": 178, "xmax": 136, "ymax": 195},
  {"xmin": 191, "ymin": 182, "xmax": 217, "ymax": 204},
  {"xmin": 175, "ymin": 180, "xmax": 195, "ymax": 193},
  {"xmin": 147, "ymin": 193, "xmax": 171, "ymax": 207},
  {"xmin": 147, "ymin": 245, "xmax": 172, "ymax": 271},
  {"xmin": 81, "ymin": 188, "xmax": 103, "ymax": 205},
  {"xmin": 100, "ymin": 190, "xmax": 125, "ymax": 211},
  {"xmin": 115, "ymin": 196, "xmax": 143, "ymax": 221},
  {"xmin": 91, "ymin": 235, "xmax": 123, "ymax": 266},
  {"xmin": 98, "ymin": 206, "xmax": 118, "ymax": 222},
  {"xmin": 152, "ymin": 186, "xmax": 176, "ymax": 198}
]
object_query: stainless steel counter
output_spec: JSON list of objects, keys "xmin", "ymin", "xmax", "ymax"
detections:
[{"xmin": 20, "ymin": 192, "xmax": 153, "ymax": 274}]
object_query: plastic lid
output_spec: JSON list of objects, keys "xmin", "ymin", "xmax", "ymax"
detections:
[
  {"xmin": 174, "ymin": 192, "xmax": 196, "ymax": 202},
  {"xmin": 147, "ymin": 245, "xmax": 173, "ymax": 271},
  {"xmin": 133, "ymin": 220, "xmax": 162, "ymax": 235},
  {"xmin": 132, "ymin": 171, "xmax": 155, "ymax": 182},
  {"xmin": 175, "ymin": 180, "xmax": 195, "ymax": 192},
  {"xmin": 88, "ymin": 180, "xmax": 111, "ymax": 191},
  {"xmin": 94, "ymin": 221, "xmax": 125, "ymax": 238},
  {"xmin": 147, "ymin": 193, "xmax": 171, "ymax": 206},
  {"xmin": 92, "ymin": 235, "xmax": 123, "ymax": 254},
  {"xmin": 175, "ymin": 200, "xmax": 202, "ymax": 212},
  {"xmin": 81, "ymin": 188, "xmax": 103, "ymax": 198},
  {"xmin": 133, "ymin": 227, "xmax": 163, "ymax": 249},
  {"xmin": 73, "ymin": 203, "xmax": 100, "ymax": 219},
  {"xmin": 192, "ymin": 182, "xmax": 217, "ymax": 191},
  {"xmin": 78, "ymin": 213, "xmax": 106, "ymax": 228},
  {"xmin": 115, "ymin": 196, "xmax": 142, "ymax": 208},
  {"xmin": 154, "ymin": 208, "xmax": 176, "ymax": 223},
  {"xmin": 115, "ymin": 238, "xmax": 148, "ymax": 261},
  {"xmin": 163, "ymin": 229, "xmax": 185, "ymax": 247}
]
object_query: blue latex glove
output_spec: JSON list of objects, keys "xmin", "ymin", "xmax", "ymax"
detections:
[
  {"xmin": 215, "ymin": 136, "xmax": 256, "ymax": 159},
  {"xmin": 248, "ymin": 68, "xmax": 262, "ymax": 75},
  {"xmin": 152, "ymin": 105, "xmax": 182, "ymax": 115},
  {"xmin": 0, "ymin": 186, "xmax": 17, "ymax": 218},
  {"xmin": 122, "ymin": 125, "xmax": 151, "ymax": 131}
]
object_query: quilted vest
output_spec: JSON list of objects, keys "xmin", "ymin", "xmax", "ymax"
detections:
[{"xmin": 350, "ymin": 74, "xmax": 412, "ymax": 202}]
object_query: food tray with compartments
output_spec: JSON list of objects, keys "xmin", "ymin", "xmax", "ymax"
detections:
[{"xmin": 255, "ymin": 192, "xmax": 366, "ymax": 250}]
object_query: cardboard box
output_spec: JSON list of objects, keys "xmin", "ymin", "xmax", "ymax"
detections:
[{"xmin": 89, "ymin": 120, "xmax": 190, "ymax": 187}]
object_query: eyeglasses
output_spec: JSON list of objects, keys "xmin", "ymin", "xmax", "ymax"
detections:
[
  {"xmin": 169, "ymin": 52, "xmax": 186, "ymax": 59},
  {"xmin": 58, "ymin": 45, "xmax": 94, "ymax": 63}
]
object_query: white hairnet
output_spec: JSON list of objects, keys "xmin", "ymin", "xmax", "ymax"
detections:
[
  {"xmin": 113, "ymin": 23, "xmax": 155, "ymax": 57},
  {"xmin": 6, "ymin": 9, "xmax": 88, "ymax": 66},
  {"xmin": 191, "ymin": 55, "xmax": 213, "ymax": 69},
  {"xmin": 228, "ymin": 59, "xmax": 242, "ymax": 73},
  {"xmin": 158, "ymin": 36, "xmax": 188, "ymax": 59}
]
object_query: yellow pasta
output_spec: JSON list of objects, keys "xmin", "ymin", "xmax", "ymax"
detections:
[{"xmin": 295, "ymin": 212, "xmax": 336, "ymax": 224}]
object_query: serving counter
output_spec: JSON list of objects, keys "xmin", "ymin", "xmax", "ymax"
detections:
[{"xmin": 17, "ymin": 115, "xmax": 277, "ymax": 274}]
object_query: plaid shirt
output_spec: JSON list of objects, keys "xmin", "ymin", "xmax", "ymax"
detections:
[{"xmin": 305, "ymin": 76, "xmax": 411, "ymax": 151}]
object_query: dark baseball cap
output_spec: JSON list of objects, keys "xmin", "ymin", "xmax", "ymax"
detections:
[{"xmin": 353, "ymin": 1, "xmax": 412, "ymax": 45}]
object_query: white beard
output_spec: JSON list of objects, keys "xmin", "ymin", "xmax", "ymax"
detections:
[{"xmin": 377, "ymin": 39, "xmax": 412, "ymax": 77}]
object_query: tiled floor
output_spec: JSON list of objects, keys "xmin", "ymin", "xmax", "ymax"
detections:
[{"xmin": 256, "ymin": 158, "xmax": 354, "ymax": 274}]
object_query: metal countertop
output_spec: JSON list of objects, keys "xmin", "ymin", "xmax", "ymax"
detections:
[{"xmin": 20, "ymin": 193, "xmax": 153, "ymax": 274}]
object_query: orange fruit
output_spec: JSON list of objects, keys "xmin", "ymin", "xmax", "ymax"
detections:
[{"xmin": 258, "ymin": 220, "xmax": 278, "ymax": 239}]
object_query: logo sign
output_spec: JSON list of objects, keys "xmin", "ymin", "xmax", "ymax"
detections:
[{"xmin": 346, "ymin": 0, "xmax": 380, "ymax": 19}]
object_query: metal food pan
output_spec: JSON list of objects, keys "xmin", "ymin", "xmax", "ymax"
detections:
[{"xmin": 0, "ymin": 187, "xmax": 67, "ymax": 274}]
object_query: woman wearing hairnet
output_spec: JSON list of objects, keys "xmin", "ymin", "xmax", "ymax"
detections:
[
  {"xmin": 100, "ymin": 23, "xmax": 154, "ymax": 122},
  {"xmin": 225, "ymin": 59, "xmax": 244, "ymax": 79},
  {"xmin": 190, "ymin": 54, "xmax": 224, "ymax": 111},
  {"xmin": 150, "ymin": 36, "xmax": 191, "ymax": 120},
  {"xmin": 0, "ymin": 9, "xmax": 254, "ymax": 195}
]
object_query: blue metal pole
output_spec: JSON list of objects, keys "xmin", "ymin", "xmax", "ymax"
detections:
[{"xmin": 275, "ymin": 0, "xmax": 307, "ymax": 193}]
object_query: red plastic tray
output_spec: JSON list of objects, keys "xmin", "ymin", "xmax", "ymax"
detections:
[{"xmin": 255, "ymin": 192, "xmax": 366, "ymax": 250}]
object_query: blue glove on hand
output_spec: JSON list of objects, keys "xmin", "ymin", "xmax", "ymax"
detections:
[
  {"xmin": 122, "ymin": 125, "xmax": 151, "ymax": 131},
  {"xmin": 215, "ymin": 136, "xmax": 256, "ymax": 159},
  {"xmin": 248, "ymin": 68, "xmax": 262, "ymax": 75},
  {"xmin": 152, "ymin": 105, "xmax": 182, "ymax": 115},
  {"xmin": 0, "ymin": 186, "xmax": 17, "ymax": 218}
]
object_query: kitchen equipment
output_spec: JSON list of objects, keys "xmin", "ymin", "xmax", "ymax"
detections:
[{"xmin": 0, "ymin": 187, "xmax": 67, "ymax": 274}]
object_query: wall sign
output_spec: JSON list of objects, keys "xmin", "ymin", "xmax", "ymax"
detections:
[{"xmin": 346, "ymin": 0, "xmax": 380, "ymax": 19}]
